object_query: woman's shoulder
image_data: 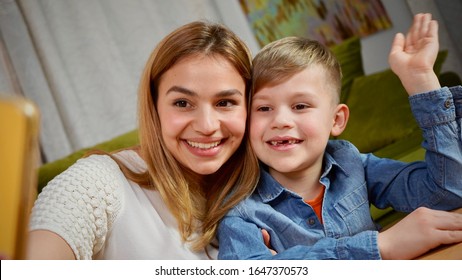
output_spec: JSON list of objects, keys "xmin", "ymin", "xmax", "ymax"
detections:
[
  {"xmin": 41, "ymin": 153, "xmax": 124, "ymax": 191},
  {"xmin": 112, "ymin": 149, "xmax": 147, "ymax": 172},
  {"xmin": 37, "ymin": 151, "xmax": 140, "ymax": 212},
  {"xmin": 52, "ymin": 149, "xmax": 145, "ymax": 183},
  {"xmin": 30, "ymin": 152, "xmax": 135, "ymax": 259},
  {"xmin": 69, "ymin": 152, "xmax": 124, "ymax": 173}
]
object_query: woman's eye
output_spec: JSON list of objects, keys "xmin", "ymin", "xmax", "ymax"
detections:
[
  {"xmin": 217, "ymin": 100, "xmax": 236, "ymax": 107},
  {"xmin": 174, "ymin": 100, "xmax": 190, "ymax": 108}
]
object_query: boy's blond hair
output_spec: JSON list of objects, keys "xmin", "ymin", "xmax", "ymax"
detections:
[{"xmin": 252, "ymin": 37, "xmax": 342, "ymax": 103}]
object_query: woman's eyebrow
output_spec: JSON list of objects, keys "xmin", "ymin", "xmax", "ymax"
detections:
[
  {"xmin": 166, "ymin": 86, "xmax": 197, "ymax": 96},
  {"xmin": 166, "ymin": 86, "xmax": 243, "ymax": 97},
  {"xmin": 216, "ymin": 89, "xmax": 243, "ymax": 98}
]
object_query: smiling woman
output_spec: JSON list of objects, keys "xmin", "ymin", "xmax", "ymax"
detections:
[
  {"xmin": 157, "ymin": 54, "xmax": 247, "ymax": 175},
  {"xmin": 26, "ymin": 21, "xmax": 259, "ymax": 260}
]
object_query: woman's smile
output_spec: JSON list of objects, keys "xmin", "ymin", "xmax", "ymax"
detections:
[{"xmin": 184, "ymin": 138, "xmax": 226, "ymax": 157}]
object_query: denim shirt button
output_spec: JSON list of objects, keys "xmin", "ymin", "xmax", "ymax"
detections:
[
  {"xmin": 308, "ymin": 218, "xmax": 316, "ymax": 225},
  {"xmin": 444, "ymin": 98, "xmax": 452, "ymax": 109}
]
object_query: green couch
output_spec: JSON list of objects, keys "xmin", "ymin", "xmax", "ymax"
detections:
[{"xmin": 36, "ymin": 37, "xmax": 460, "ymax": 228}]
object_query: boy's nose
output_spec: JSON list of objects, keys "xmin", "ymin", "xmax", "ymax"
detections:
[{"xmin": 271, "ymin": 108, "xmax": 294, "ymax": 129}]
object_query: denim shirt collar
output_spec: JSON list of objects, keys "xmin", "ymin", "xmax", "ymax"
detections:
[{"xmin": 256, "ymin": 145, "xmax": 348, "ymax": 204}]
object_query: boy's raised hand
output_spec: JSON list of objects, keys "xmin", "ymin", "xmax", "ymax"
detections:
[{"xmin": 388, "ymin": 13, "xmax": 441, "ymax": 95}]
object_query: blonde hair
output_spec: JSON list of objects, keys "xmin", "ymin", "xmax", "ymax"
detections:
[
  {"xmin": 252, "ymin": 37, "xmax": 342, "ymax": 103},
  {"xmin": 108, "ymin": 21, "xmax": 259, "ymax": 253}
]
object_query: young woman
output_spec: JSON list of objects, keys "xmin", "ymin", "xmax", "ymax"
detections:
[{"xmin": 26, "ymin": 21, "xmax": 259, "ymax": 259}]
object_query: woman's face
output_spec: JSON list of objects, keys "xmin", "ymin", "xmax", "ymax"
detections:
[{"xmin": 157, "ymin": 54, "xmax": 247, "ymax": 175}]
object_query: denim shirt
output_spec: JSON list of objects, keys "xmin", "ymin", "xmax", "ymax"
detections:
[{"xmin": 217, "ymin": 86, "xmax": 462, "ymax": 260}]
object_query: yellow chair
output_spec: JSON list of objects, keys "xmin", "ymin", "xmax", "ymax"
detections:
[{"xmin": 0, "ymin": 95, "xmax": 40, "ymax": 259}]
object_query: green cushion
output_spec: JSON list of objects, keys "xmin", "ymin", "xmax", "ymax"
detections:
[
  {"xmin": 433, "ymin": 50, "xmax": 448, "ymax": 76},
  {"xmin": 339, "ymin": 51, "xmax": 447, "ymax": 153},
  {"xmin": 371, "ymin": 205, "xmax": 407, "ymax": 229},
  {"xmin": 37, "ymin": 129, "xmax": 139, "ymax": 194},
  {"xmin": 329, "ymin": 37, "xmax": 364, "ymax": 104},
  {"xmin": 340, "ymin": 69, "xmax": 418, "ymax": 153},
  {"xmin": 439, "ymin": 71, "xmax": 462, "ymax": 87},
  {"xmin": 373, "ymin": 129, "xmax": 424, "ymax": 161}
]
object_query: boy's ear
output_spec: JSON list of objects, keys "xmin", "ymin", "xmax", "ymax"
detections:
[{"xmin": 331, "ymin": 104, "xmax": 349, "ymax": 137}]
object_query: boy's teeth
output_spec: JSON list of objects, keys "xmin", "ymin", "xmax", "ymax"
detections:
[
  {"xmin": 270, "ymin": 139, "xmax": 299, "ymax": 145},
  {"xmin": 187, "ymin": 140, "xmax": 220, "ymax": 149}
]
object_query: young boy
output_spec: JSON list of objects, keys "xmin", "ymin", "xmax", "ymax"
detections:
[{"xmin": 217, "ymin": 13, "xmax": 462, "ymax": 260}]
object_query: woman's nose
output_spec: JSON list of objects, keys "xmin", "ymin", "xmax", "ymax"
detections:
[{"xmin": 193, "ymin": 106, "xmax": 220, "ymax": 135}]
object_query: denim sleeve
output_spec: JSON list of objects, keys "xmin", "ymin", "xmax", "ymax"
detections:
[
  {"xmin": 366, "ymin": 86, "xmax": 462, "ymax": 211},
  {"xmin": 217, "ymin": 215, "xmax": 381, "ymax": 260}
]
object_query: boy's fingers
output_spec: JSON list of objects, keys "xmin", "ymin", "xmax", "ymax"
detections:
[
  {"xmin": 406, "ymin": 13, "xmax": 422, "ymax": 47},
  {"xmin": 390, "ymin": 33, "xmax": 405, "ymax": 54},
  {"xmin": 428, "ymin": 20, "xmax": 439, "ymax": 42},
  {"xmin": 419, "ymin": 13, "xmax": 431, "ymax": 39}
]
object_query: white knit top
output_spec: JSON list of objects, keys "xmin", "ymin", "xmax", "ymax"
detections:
[{"xmin": 29, "ymin": 150, "xmax": 217, "ymax": 260}]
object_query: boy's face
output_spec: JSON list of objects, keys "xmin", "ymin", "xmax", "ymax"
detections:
[{"xmin": 250, "ymin": 64, "xmax": 342, "ymax": 178}]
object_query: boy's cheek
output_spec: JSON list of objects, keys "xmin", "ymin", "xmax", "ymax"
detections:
[{"xmin": 249, "ymin": 117, "xmax": 265, "ymax": 134}]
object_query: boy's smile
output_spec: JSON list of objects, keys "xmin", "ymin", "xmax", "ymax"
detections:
[{"xmin": 266, "ymin": 136, "xmax": 303, "ymax": 150}]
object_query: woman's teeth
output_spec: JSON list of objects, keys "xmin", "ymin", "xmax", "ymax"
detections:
[{"xmin": 187, "ymin": 140, "xmax": 221, "ymax": 149}]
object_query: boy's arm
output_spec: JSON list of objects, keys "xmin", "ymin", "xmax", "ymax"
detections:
[
  {"xmin": 217, "ymin": 216, "xmax": 276, "ymax": 260},
  {"xmin": 367, "ymin": 86, "xmax": 462, "ymax": 212},
  {"xmin": 217, "ymin": 216, "xmax": 380, "ymax": 260},
  {"xmin": 388, "ymin": 13, "xmax": 440, "ymax": 95},
  {"xmin": 368, "ymin": 14, "xmax": 462, "ymax": 211},
  {"xmin": 219, "ymin": 208, "xmax": 462, "ymax": 260}
]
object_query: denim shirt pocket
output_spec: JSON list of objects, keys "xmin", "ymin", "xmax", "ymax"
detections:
[{"xmin": 333, "ymin": 183, "xmax": 375, "ymax": 235}]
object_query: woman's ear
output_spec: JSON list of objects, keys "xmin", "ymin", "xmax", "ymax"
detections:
[{"xmin": 331, "ymin": 104, "xmax": 349, "ymax": 137}]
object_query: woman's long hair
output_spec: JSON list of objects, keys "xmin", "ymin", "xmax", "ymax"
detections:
[{"xmin": 108, "ymin": 21, "xmax": 259, "ymax": 253}]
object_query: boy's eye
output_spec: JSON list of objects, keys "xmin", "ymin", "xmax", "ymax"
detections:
[
  {"xmin": 293, "ymin": 104, "xmax": 309, "ymax": 110},
  {"xmin": 256, "ymin": 106, "xmax": 271, "ymax": 112}
]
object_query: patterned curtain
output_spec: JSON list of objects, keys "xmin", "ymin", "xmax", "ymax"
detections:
[{"xmin": 0, "ymin": 0, "xmax": 258, "ymax": 163}]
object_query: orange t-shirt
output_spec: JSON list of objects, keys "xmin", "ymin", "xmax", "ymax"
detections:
[{"xmin": 306, "ymin": 186, "xmax": 325, "ymax": 224}]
